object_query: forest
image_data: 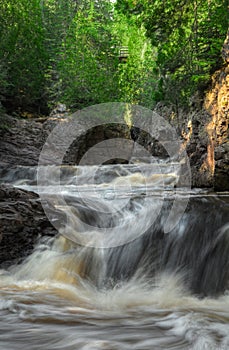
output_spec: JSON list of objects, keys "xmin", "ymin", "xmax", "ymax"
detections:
[{"xmin": 0, "ymin": 0, "xmax": 228, "ymax": 115}]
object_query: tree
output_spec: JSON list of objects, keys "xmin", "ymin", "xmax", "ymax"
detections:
[
  {"xmin": 0, "ymin": 0, "xmax": 48, "ymax": 112},
  {"xmin": 0, "ymin": 0, "xmax": 159, "ymax": 113},
  {"xmin": 48, "ymin": 0, "xmax": 120, "ymax": 109},
  {"xmin": 111, "ymin": 12, "xmax": 158, "ymax": 108},
  {"xmin": 116, "ymin": 0, "xmax": 229, "ymax": 107}
]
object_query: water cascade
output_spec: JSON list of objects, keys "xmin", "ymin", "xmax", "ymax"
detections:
[{"xmin": 0, "ymin": 163, "xmax": 228, "ymax": 349}]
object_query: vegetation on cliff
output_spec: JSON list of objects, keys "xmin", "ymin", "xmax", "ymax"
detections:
[
  {"xmin": 116, "ymin": 0, "xmax": 228, "ymax": 106},
  {"xmin": 0, "ymin": 0, "xmax": 227, "ymax": 115}
]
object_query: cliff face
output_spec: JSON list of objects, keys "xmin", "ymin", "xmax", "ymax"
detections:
[
  {"xmin": 204, "ymin": 31, "xmax": 229, "ymax": 190},
  {"xmin": 178, "ymin": 32, "xmax": 229, "ymax": 190},
  {"xmin": 0, "ymin": 33, "xmax": 228, "ymax": 190},
  {"xmin": 139, "ymin": 31, "xmax": 228, "ymax": 190}
]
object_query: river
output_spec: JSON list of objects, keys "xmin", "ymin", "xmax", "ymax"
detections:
[{"xmin": 0, "ymin": 163, "xmax": 228, "ymax": 349}]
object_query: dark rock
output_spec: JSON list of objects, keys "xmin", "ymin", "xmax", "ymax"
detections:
[
  {"xmin": 0, "ymin": 115, "xmax": 49, "ymax": 166},
  {"xmin": 214, "ymin": 142, "xmax": 229, "ymax": 191},
  {"xmin": 0, "ymin": 88, "xmax": 228, "ymax": 190},
  {"xmin": 0, "ymin": 184, "xmax": 57, "ymax": 268},
  {"xmin": 215, "ymin": 146, "xmax": 226, "ymax": 161},
  {"xmin": 66, "ymin": 123, "xmax": 131, "ymax": 165},
  {"xmin": 130, "ymin": 126, "xmax": 169, "ymax": 159}
]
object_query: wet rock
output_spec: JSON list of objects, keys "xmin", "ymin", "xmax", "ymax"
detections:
[
  {"xmin": 0, "ymin": 115, "xmax": 49, "ymax": 166},
  {"xmin": 0, "ymin": 184, "xmax": 57, "ymax": 268},
  {"xmin": 64, "ymin": 123, "xmax": 131, "ymax": 165},
  {"xmin": 0, "ymin": 113, "xmax": 132, "ymax": 167},
  {"xmin": 214, "ymin": 142, "xmax": 229, "ymax": 191}
]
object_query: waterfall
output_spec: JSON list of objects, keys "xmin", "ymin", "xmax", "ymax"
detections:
[{"xmin": 0, "ymin": 163, "xmax": 228, "ymax": 349}]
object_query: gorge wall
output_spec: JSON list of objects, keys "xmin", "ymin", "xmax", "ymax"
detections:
[
  {"xmin": 156, "ymin": 31, "xmax": 229, "ymax": 190},
  {"xmin": 204, "ymin": 31, "xmax": 229, "ymax": 190},
  {"xmin": 0, "ymin": 33, "xmax": 228, "ymax": 190}
]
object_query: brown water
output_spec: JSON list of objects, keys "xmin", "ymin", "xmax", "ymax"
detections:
[{"xmin": 0, "ymin": 164, "xmax": 228, "ymax": 350}]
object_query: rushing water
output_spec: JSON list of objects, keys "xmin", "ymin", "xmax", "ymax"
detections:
[{"xmin": 0, "ymin": 163, "xmax": 229, "ymax": 350}]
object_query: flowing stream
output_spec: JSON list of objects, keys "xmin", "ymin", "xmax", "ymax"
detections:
[{"xmin": 0, "ymin": 163, "xmax": 229, "ymax": 350}]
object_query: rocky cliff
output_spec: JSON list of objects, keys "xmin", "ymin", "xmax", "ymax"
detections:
[
  {"xmin": 0, "ymin": 33, "xmax": 228, "ymax": 190},
  {"xmin": 155, "ymin": 32, "xmax": 229, "ymax": 190},
  {"xmin": 204, "ymin": 31, "xmax": 229, "ymax": 190}
]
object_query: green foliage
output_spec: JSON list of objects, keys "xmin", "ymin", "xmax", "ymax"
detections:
[
  {"xmin": 0, "ymin": 0, "xmax": 48, "ymax": 112},
  {"xmin": 0, "ymin": 0, "xmax": 227, "ymax": 113},
  {"xmin": 111, "ymin": 13, "xmax": 158, "ymax": 108},
  {"xmin": 116, "ymin": 0, "xmax": 229, "ymax": 107},
  {"xmin": 49, "ymin": 1, "xmax": 120, "ymax": 109},
  {"xmin": 0, "ymin": 0, "xmax": 157, "ymax": 112},
  {"xmin": 42, "ymin": 0, "xmax": 157, "ymax": 109}
]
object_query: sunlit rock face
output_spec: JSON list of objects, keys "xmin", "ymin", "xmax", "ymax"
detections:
[
  {"xmin": 155, "ymin": 32, "xmax": 229, "ymax": 190},
  {"xmin": 204, "ymin": 31, "xmax": 229, "ymax": 191}
]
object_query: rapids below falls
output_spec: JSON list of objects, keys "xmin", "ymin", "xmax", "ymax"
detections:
[{"xmin": 0, "ymin": 161, "xmax": 229, "ymax": 350}]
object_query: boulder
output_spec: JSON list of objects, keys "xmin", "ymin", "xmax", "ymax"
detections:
[
  {"xmin": 0, "ymin": 115, "xmax": 48, "ymax": 166},
  {"xmin": 0, "ymin": 184, "xmax": 57, "ymax": 268}
]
